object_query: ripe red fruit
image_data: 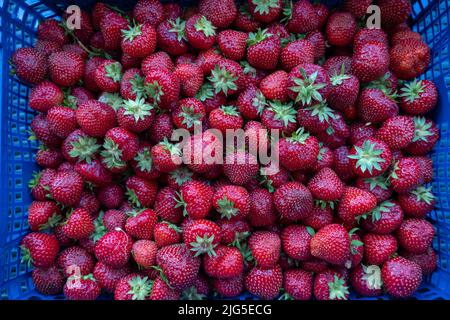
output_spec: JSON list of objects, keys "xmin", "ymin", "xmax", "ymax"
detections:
[
  {"xmin": 245, "ymin": 265, "xmax": 283, "ymax": 300},
  {"xmin": 132, "ymin": 240, "xmax": 158, "ymax": 269},
  {"xmin": 100, "ymin": 11, "xmax": 129, "ymax": 51},
  {"xmin": 281, "ymin": 225, "xmax": 313, "ymax": 261},
  {"xmin": 29, "ymin": 81, "xmax": 63, "ymax": 112},
  {"xmin": 125, "ymin": 176, "xmax": 158, "ymax": 208},
  {"xmin": 358, "ymin": 88, "xmax": 399, "ymax": 123},
  {"xmin": 390, "ymin": 39, "xmax": 430, "ymax": 80},
  {"xmin": 95, "ymin": 229, "xmax": 133, "ymax": 268},
  {"xmin": 338, "ymin": 187, "xmax": 377, "ymax": 227},
  {"xmin": 248, "ymin": 231, "xmax": 281, "ymax": 268},
  {"xmin": 314, "ymin": 269, "xmax": 349, "ymax": 300},
  {"xmin": 389, "ymin": 157, "xmax": 422, "ymax": 193},
  {"xmin": 382, "ymin": 256, "xmax": 422, "ymax": 298},
  {"xmin": 285, "ymin": 0, "xmax": 320, "ymax": 34},
  {"xmin": 282, "ymin": 269, "xmax": 313, "ymax": 300},
  {"xmin": 144, "ymin": 69, "xmax": 180, "ymax": 107},
  {"xmin": 360, "ymin": 200, "xmax": 404, "ymax": 235},
  {"xmin": 174, "ymin": 63, "xmax": 204, "ymax": 97},
  {"xmin": 21, "ymin": 232, "xmax": 59, "ymax": 268},
  {"xmin": 350, "ymin": 264, "xmax": 383, "ymax": 297},
  {"xmin": 406, "ymin": 117, "xmax": 439, "ymax": 155},
  {"xmin": 223, "ymin": 151, "xmax": 259, "ymax": 186},
  {"xmin": 121, "ymin": 23, "xmax": 157, "ymax": 58},
  {"xmin": 11, "ymin": 47, "xmax": 47, "ymax": 84},
  {"xmin": 348, "ymin": 137, "xmax": 392, "ymax": 178},
  {"xmin": 183, "ymin": 219, "xmax": 221, "ymax": 256},
  {"xmin": 399, "ymin": 79, "xmax": 438, "ymax": 115},
  {"xmin": 93, "ymin": 262, "xmax": 130, "ymax": 293},
  {"xmin": 125, "ymin": 209, "xmax": 158, "ymax": 240},
  {"xmin": 185, "ymin": 14, "xmax": 216, "ymax": 50},
  {"xmin": 176, "ymin": 180, "xmax": 214, "ymax": 220},
  {"xmin": 57, "ymin": 246, "xmax": 95, "ymax": 277},
  {"xmin": 133, "ymin": 0, "xmax": 164, "ymax": 26},
  {"xmin": 199, "ymin": 0, "xmax": 237, "ymax": 29},
  {"xmin": 248, "ymin": 188, "xmax": 277, "ymax": 227},
  {"xmin": 247, "ymin": 28, "xmax": 281, "ymax": 70},
  {"xmin": 76, "ymin": 100, "xmax": 117, "ymax": 138},
  {"xmin": 32, "ymin": 265, "xmax": 64, "ymax": 295},
  {"xmin": 397, "ymin": 219, "xmax": 435, "ymax": 254},
  {"xmin": 48, "ymin": 51, "xmax": 85, "ymax": 87},
  {"xmin": 398, "ymin": 186, "xmax": 436, "ymax": 219},
  {"xmin": 403, "ymin": 247, "xmax": 438, "ymax": 276},
  {"xmin": 363, "ymin": 233, "xmax": 398, "ymax": 265},
  {"xmin": 203, "ymin": 245, "xmax": 244, "ymax": 279},
  {"xmin": 326, "ymin": 12, "xmax": 356, "ymax": 47},
  {"xmin": 63, "ymin": 274, "xmax": 101, "ymax": 300},
  {"xmin": 114, "ymin": 273, "xmax": 152, "ymax": 300},
  {"xmin": 49, "ymin": 170, "xmax": 84, "ymax": 206},
  {"xmin": 218, "ymin": 30, "xmax": 248, "ymax": 61},
  {"xmin": 28, "ymin": 201, "xmax": 61, "ymax": 231},
  {"xmin": 154, "ymin": 221, "xmax": 181, "ymax": 247},
  {"xmin": 278, "ymin": 128, "xmax": 320, "ymax": 171},
  {"xmin": 63, "ymin": 208, "xmax": 94, "ymax": 240},
  {"xmin": 209, "ymin": 105, "xmax": 244, "ymax": 133},
  {"xmin": 308, "ymin": 168, "xmax": 344, "ymax": 201},
  {"xmin": 310, "ymin": 224, "xmax": 350, "ymax": 266},
  {"xmin": 274, "ymin": 181, "xmax": 313, "ymax": 221},
  {"xmin": 378, "ymin": 0, "xmax": 411, "ymax": 27},
  {"xmin": 213, "ymin": 185, "xmax": 250, "ymax": 221},
  {"xmin": 208, "ymin": 59, "xmax": 245, "ymax": 96},
  {"xmin": 376, "ymin": 115, "xmax": 415, "ymax": 150},
  {"xmin": 352, "ymin": 41, "xmax": 389, "ymax": 83}
]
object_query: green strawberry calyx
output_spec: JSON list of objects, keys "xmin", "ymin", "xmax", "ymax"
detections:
[
  {"xmin": 174, "ymin": 191, "xmax": 189, "ymax": 217},
  {"xmin": 362, "ymin": 265, "xmax": 383, "ymax": 290},
  {"xmin": 348, "ymin": 139, "xmax": 386, "ymax": 175},
  {"xmin": 247, "ymin": 28, "xmax": 272, "ymax": 46},
  {"xmin": 330, "ymin": 64, "xmax": 351, "ymax": 86},
  {"xmin": 281, "ymin": 0, "xmax": 293, "ymax": 23},
  {"xmin": 101, "ymin": 138, "xmax": 126, "ymax": 169},
  {"xmin": 190, "ymin": 234, "xmax": 218, "ymax": 257},
  {"xmin": 144, "ymin": 80, "xmax": 164, "ymax": 105},
  {"xmin": 240, "ymin": 61, "xmax": 257, "ymax": 77},
  {"xmin": 121, "ymin": 23, "xmax": 143, "ymax": 42},
  {"xmin": 400, "ymin": 79, "xmax": 425, "ymax": 103},
  {"xmin": 217, "ymin": 195, "xmax": 239, "ymax": 219},
  {"xmin": 28, "ymin": 171, "xmax": 42, "ymax": 189},
  {"xmin": 195, "ymin": 82, "xmax": 214, "ymax": 102},
  {"xmin": 208, "ymin": 65, "xmax": 238, "ymax": 96},
  {"xmin": 181, "ymin": 286, "xmax": 206, "ymax": 300},
  {"xmin": 134, "ymin": 147, "xmax": 153, "ymax": 173},
  {"xmin": 194, "ymin": 15, "xmax": 216, "ymax": 37},
  {"xmin": 363, "ymin": 175, "xmax": 390, "ymax": 191},
  {"xmin": 252, "ymin": 90, "xmax": 268, "ymax": 116},
  {"xmin": 411, "ymin": 186, "xmax": 435, "ymax": 205},
  {"xmin": 123, "ymin": 98, "xmax": 154, "ymax": 123},
  {"xmin": 160, "ymin": 137, "xmax": 182, "ymax": 157},
  {"xmin": 90, "ymin": 211, "xmax": 107, "ymax": 243},
  {"xmin": 290, "ymin": 69, "xmax": 326, "ymax": 105},
  {"xmin": 40, "ymin": 212, "xmax": 62, "ymax": 230},
  {"xmin": 305, "ymin": 101, "xmax": 337, "ymax": 125},
  {"xmin": 126, "ymin": 188, "xmax": 143, "ymax": 208},
  {"xmin": 127, "ymin": 275, "xmax": 153, "ymax": 300},
  {"xmin": 99, "ymin": 92, "xmax": 124, "ymax": 111},
  {"xmin": 328, "ymin": 274, "xmax": 349, "ymax": 300},
  {"xmin": 252, "ymin": 0, "xmax": 280, "ymax": 15},
  {"xmin": 162, "ymin": 221, "xmax": 182, "ymax": 234},
  {"xmin": 169, "ymin": 18, "xmax": 187, "ymax": 42},
  {"xmin": 69, "ymin": 136, "xmax": 101, "ymax": 164},
  {"xmin": 104, "ymin": 62, "xmax": 122, "ymax": 83},
  {"xmin": 268, "ymin": 100, "xmax": 296, "ymax": 127},
  {"xmin": 129, "ymin": 73, "xmax": 147, "ymax": 99},
  {"xmin": 170, "ymin": 167, "xmax": 194, "ymax": 187},
  {"xmin": 219, "ymin": 105, "xmax": 240, "ymax": 117},
  {"xmin": 412, "ymin": 116, "xmax": 434, "ymax": 142},
  {"xmin": 287, "ymin": 127, "xmax": 311, "ymax": 144},
  {"xmin": 357, "ymin": 200, "xmax": 395, "ymax": 223},
  {"xmin": 180, "ymin": 105, "xmax": 203, "ymax": 129},
  {"xmin": 20, "ymin": 245, "xmax": 33, "ymax": 268}
]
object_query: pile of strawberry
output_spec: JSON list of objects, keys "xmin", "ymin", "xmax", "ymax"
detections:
[{"xmin": 13, "ymin": 0, "xmax": 440, "ymax": 300}]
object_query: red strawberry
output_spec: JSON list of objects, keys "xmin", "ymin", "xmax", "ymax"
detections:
[
  {"xmin": 248, "ymin": 0, "xmax": 281, "ymax": 23},
  {"xmin": 133, "ymin": 0, "xmax": 164, "ymax": 26},
  {"xmin": 237, "ymin": 85, "xmax": 267, "ymax": 119},
  {"xmin": 398, "ymin": 186, "xmax": 436, "ymax": 219},
  {"xmin": 132, "ymin": 240, "xmax": 158, "ymax": 269},
  {"xmin": 48, "ymin": 51, "xmax": 85, "ymax": 87},
  {"xmin": 103, "ymin": 209, "xmax": 127, "ymax": 231},
  {"xmin": 95, "ymin": 229, "xmax": 133, "ymax": 268},
  {"xmin": 350, "ymin": 264, "xmax": 383, "ymax": 297},
  {"xmin": 348, "ymin": 137, "xmax": 392, "ymax": 178},
  {"xmin": 284, "ymin": 0, "xmax": 320, "ymax": 34},
  {"xmin": 64, "ymin": 274, "xmax": 101, "ymax": 300},
  {"xmin": 37, "ymin": 19, "xmax": 68, "ymax": 45},
  {"xmin": 303, "ymin": 203, "xmax": 334, "ymax": 230},
  {"xmin": 156, "ymin": 244, "xmax": 201, "ymax": 290},
  {"xmin": 245, "ymin": 265, "xmax": 282, "ymax": 299},
  {"xmin": 149, "ymin": 277, "xmax": 180, "ymax": 300},
  {"xmin": 36, "ymin": 147, "xmax": 63, "ymax": 169},
  {"xmin": 174, "ymin": 63, "xmax": 204, "ymax": 97},
  {"xmin": 63, "ymin": 208, "xmax": 94, "ymax": 240},
  {"xmin": 154, "ymin": 221, "xmax": 181, "ymax": 247},
  {"xmin": 399, "ymin": 79, "xmax": 438, "ymax": 115},
  {"xmin": 305, "ymin": 30, "xmax": 326, "ymax": 61},
  {"xmin": 11, "ymin": 48, "xmax": 47, "ymax": 84},
  {"xmin": 378, "ymin": 0, "xmax": 411, "ymax": 27},
  {"xmin": 142, "ymin": 52, "xmax": 174, "ymax": 75},
  {"xmin": 131, "ymin": 144, "xmax": 160, "ymax": 180},
  {"xmin": 32, "ymin": 265, "xmax": 64, "ymax": 295},
  {"xmin": 46, "ymin": 106, "xmax": 78, "ymax": 139},
  {"xmin": 29, "ymin": 81, "xmax": 63, "ymax": 112},
  {"xmin": 199, "ymin": 0, "xmax": 237, "ymax": 28},
  {"xmin": 281, "ymin": 269, "xmax": 313, "ymax": 300},
  {"xmin": 217, "ymin": 219, "xmax": 250, "ymax": 245},
  {"xmin": 280, "ymin": 39, "xmax": 314, "ymax": 71},
  {"xmin": 35, "ymin": 39, "xmax": 61, "ymax": 57},
  {"xmin": 209, "ymin": 105, "xmax": 244, "ymax": 133},
  {"xmin": 326, "ymin": 12, "xmax": 356, "ymax": 47},
  {"xmin": 328, "ymin": 66, "xmax": 360, "ymax": 111},
  {"xmin": 248, "ymin": 231, "xmax": 281, "ymax": 268},
  {"xmin": 382, "ymin": 256, "xmax": 422, "ymax": 298},
  {"xmin": 248, "ymin": 188, "xmax": 277, "ymax": 227},
  {"xmin": 172, "ymin": 98, "xmax": 206, "ymax": 131},
  {"xmin": 49, "ymin": 170, "xmax": 84, "ymax": 206},
  {"xmin": 314, "ymin": 270, "xmax": 349, "ymax": 300},
  {"xmin": 390, "ymin": 39, "xmax": 430, "ymax": 80},
  {"xmin": 21, "ymin": 232, "xmax": 59, "ymax": 268},
  {"xmin": 154, "ymin": 187, "xmax": 184, "ymax": 223},
  {"xmin": 260, "ymin": 70, "xmax": 289, "ymax": 102},
  {"xmin": 308, "ymin": 167, "xmax": 344, "ymax": 202},
  {"xmin": 99, "ymin": 11, "xmax": 128, "ymax": 51},
  {"xmin": 28, "ymin": 201, "xmax": 61, "ymax": 231},
  {"xmin": 389, "ymin": 157, "xmax": 422, "ymax": 193},
  {"xmin": 114, "ymin": 273, "xmax": 152, "ymax": 300},
  {"xmin": 76, "ymin": 100, "xmax": 117, "ymax": 138},
  {"xmin": 208, "ymin": 59, "xmax": 244, "ymax": 96},
  {"xmin": 83, "ymin": 57, "xmax": 105, "ymax": 92},
  {"xmin": 175, "ymin": 180, "xmax": 213, "ymax": 220},
  {"xmin": 405, "ymin": 117, "xmax": 439, "ymax": 155},
  {"xmin": 358, "ymin": 88, "xmax": 399, "ymax": 123},
  {"xmin": 95, "ymin": 60, "xmax": 122, "ymax": 93},
  {"xmin": 363, "ymin": 233, "xmax": 398, "ymax": 265},
  {"xmin": 125, "ymin": 209, "xmax": 158, "ymax": 240},
  {"xmin": 57, "ymin": 246, "xmax": 95, "ymax": 277},
  {"xmin": 213, "ymin": 185, "xmax": 250, "ymax": 221},
  {"xmin": 157, "ymin": 18, "xmax": 189, "ymax": 56},
  {"xmin": 101, "ymin": 127, "xmax": 138, "ymax": 172},
  {"xmin": 273, "ymin": 181, "xmax": 313, "ymax": 221},
  {"xmin": 278, "ymin": 128, "xmax": 320, "ymax": 171},
  {"xmin": 150, "ymin": 139, "xmax": 181, "ymax": 173},
  {"xmin": 261, "ymin": 100, "xmax": 297, "ymax": 134},
  {"xmin": 403, "ymin": 247, "xmax": 437, "ymax": 276},
  {"xmin": 125, "ymin": 176, "xmax": 158, "ymax": 208},
  {"xmin": 352, "ymin": 41, "xmax": 389, "ymax": 83},
  {"xmin": 182, "ymin": 219, "xmax": 221, "ymax": 256},
  {"xmin": 144, "ymin": 69, "xmax": 180, "ymax": 107},
  {"xmin": 338, "ymin": 187, "xmax": 377, "ymax": 227},
  {"xmin": 213, "ymin": 275, "xmax": 244, "ymax": 298},
  {"xmin": 203, "ymin": 245, "xmax": 244, "ymax": 278},
  {"xmin": 281, "ymin": 225, "xmax": 313, "ymax": 261},
  {"xmin": 361, "ymin": 200, "xmax": 404, "ymax": 234},
  {"xmin": 93, "ymin": 262, "xmax": 130, "ymax": 293},
  {"xmin": 247, "ymin": 28, "xmax": 281, "ymax": 70},
  {"xmin": 98, "ymin": 184, "xmax": 124, "ymax": 209},
  {"xmin": 376, "ymin": 115, "xmax": 415, "ymax": 150},
  {"xmin": 121, "ymin": 23, "xmax": 156, "ymax": 58},
  {"xmin": 185, "ymin": 14, "xmax": 216, "ymax": 50},
  {"xmin": 218, "ymin": 30, "xmax": 248, "ymax": 61},
  {"xmin": 397, "ymin": 219, "xmax": 435, "ymax": 254},
  {"xmin": 310, "ymin": 224, "xmax": 351, "ymax": 266},
  {"xmin": 118, "ymin": 98, "xmax": 155, "ymax": 133},
  {"xmin": 223, "ymin": 151, "xmax": 259, "ymax": 186},
  {"xmin": 344, "ymin": 0, "xmax": 372, "ymax": 18}
]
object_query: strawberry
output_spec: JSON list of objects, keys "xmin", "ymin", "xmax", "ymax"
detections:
[
  {"xmin": 323, "ymin": 56, "xmax": 352, "ymax": 77},
  {"xmin": 310, "ymin": 143, "xmax": 335, "ymax": 172},
  {"xmin": 203, "ymin": 245, "xmax": 244, "ymax": 278},
  {"xmin": 149, "ymin": 277, "xmax": 180, "ymax": 300},
  {"xmin": 397, "ymin": 219, "xmax": 435, "ymax": 254},
  {"xmin": 237, "ymin": 85, "xmax": 267, "ymax": 119},
  {"xmin": 125, "ymin": 209, "xmax": 158, "ymax": 240},
  {"xmin": 63, "ymin": 208, "xmax": 94, "ymax": 240},
  {"xmin": 390, "ymin": 39, "xmax": 430, "ymax": 80},
  {"xmin": 403, "ymin": 247, "xmax": 437, "ymax": 276},
  {"xmin": 154, "ymin": 187, "xmax": 184, "ymax": 223},
  {"xmin": 125, "ymin": 176, "xmax": 158, "ymax": 208},
  {"xmin": 303, "ymin": 203, "xmax": 334, "ymax": 230},
  {"xmin": 328, "ymin": 65, "xmax": 360, "ymax": 111},
  {"xmin": 183, "ymin": 219, "xmax": 221, "ymax": 256},
  {"xmin": 150, "ymin": 138, "xmax": 181, "ymax": 173},
  {"xmin": 29, "ymin": 169, "xmax": 55, "ymax": 201},
  {"xmin": 199, "ymin": 0, "xmax": 237, "ymax": 28},
  {"xmin": 93, "ymin": 262, "xmax": 130, "ymax": 293},
  {"xmin": 358, "ymin": 88, "xmax": 399, "ymax": 123},
  {"xmin": 398, "ymin": 186, "xmax": 436, "ymax": 219},
  {"xmin": 99, "ymin": 11, "xmax": 128, "ymax": 51},
  {"xmin": 326, "ymin": 12, "xmax": 356, "ymax": 47},
  {"xmin": 144, "ymin": 69, "xmax": 180, "ymax": 107},
  {"xmin": 248, "ymin": 231, "xmax": 281, "ymax": 268},
  {"xmin": 98, "ymin": 184, "xmax": 124, "ymax": 209},
  {"xmin": 208, "ymin": 59, "xmax": 244, "ymax": 96},
  {"xmin": 389, "ymin": 157, "xmax": 422, "ymax": 193},
  {"xmin": 246, "ymin": 28, "xmax": 281, "ymax": 70},
  {"xmin": 273, "ymin": 181, "xmax": 313, "ymax": 221},
  {"xmin": 150, "ymin": 113, "xmax": 175, "ymax": 144},
  {"xmin": 11, "ymin": 47, "xmax": 47, "ymax": 84},
  {"xmin": 363, "ymin": 233, "xmax": 398, "ymax": 265},
  {"xmin": 344, "ymin": 0, "xmax": 372, "ymax": 19},
  {"xmin": 101, "ymin": 127, "xmax": 139, "ymax": 172},
  {"xmin": 157, "ymin": 18, "xmax": 189, "ymax": 56},
  {"xmin": 185, "ymin": 14, "xmax": 216, "ymax": 50},
  {"xmin": 174, "ymin": 63, "xmax": 204, "ymax": 97},
  {"xmin": 223, "ymin": 151, "xmax": 259, "ymax": 186},
  {"xmin": 95, "ymin": 60, "xmax": 122, "ymax": 93},
  {"xmin": 280, "ymin": 39, "xmax": 314, "ymax": 71},
  {"xmin": 64, "ymin": 274, "xmax": 101, "ymax": 300},
  {"xmin": 163, "ymin": 2, "xmax": 182, "ymax": 20},
  {"xmin": 378, "ymin": 0, "xmax": 411, "ymax": 27},
  {"xmin": 95, "ymin": 229, "xmax": 133, "ymax": 268},
  {"xmin": 49, "ymin": 170, "xmax": 84, "ymax": 206},
  {"xmin": 217, "ymin": 219, "xmax": 250, "ymax": 245},
  {"xmin": 248, "ymin": 0, "xmax": 281, "ymax": 23},
  {"xmin": 131, "ymin": 144, "xmax": 160, "ymax": 180},
  {"xmin": 284, "ymin": 0, "xmax": 319, "ymax": 34},
  {"xmin": 281, "ymin": 225, "xmax": 313, "ymax": 261},
  {"xmin": 399, "ymin": 79, "xmax": 438, "ymax": 115},
  {"xmin": 133, "ymin": 0, "xmax": 164, "ymax": 26},
  {"xmin": 36, "ymin": 147, "xmax": 63, "ymax": 169},
  {"xmin": 235, "ymin": 5, "xmax": 261, "ymax": 32},
  {"xmin": 305, "ymin": 30, "xmax": 326, "ymax": 61},
  {"xmin": 172, "ymin": 98, "xmax": 206, "ymax": 131},
  {"xmin": 248, "ymin": 188, "xmax": 277, "ymax": 227},
  {"xmin": 338, "ymin": 187, "xmax": 377, "ymax": 227},
  {"xmin": 278, "ymin": 127, "xmax": 320, "ymax": 171},
  {"xmin": 218, "ymin": 30, "xmax": 248, "ymax": 61},
  {"xmin": 415, "ymin": 156, "xmax": 434, "ymax": 183},
  {"xmin": 156, "ymin": 243, "xmax": 201, "ymax": 290},
  {"xmin": 154, "ymin": 221, "xmax": 181, "ymax": 247},
  {"xmin": 117, "ymin": 98, "xmax": 155, "ymax": 133},
  {"xmin": 209, "ymin": 105, "xmax": 244, "ymax": 133},
  {"xmin": 48, "ymin": 51, "xmax": 85, "ymax": 87},
  {"xmin": 213, "ymin": 275, "xmax": 244, "ymax": 297},
  {"xmin": 76, "ymin": 100, "xmax": 117, "ymax": 138},
  {"xmin": 361, "ymin": 200, "xmax": 404, "ymax": 235},
  {"xmin": 29, "ymin": 81, "xmax": 63, "ymax": 112},
  {"xmin": 350, "ymin": 264, "xmax": 383, "ymax": 297},
  {"xmin": 351, "ymin": 41, "xmax": 389, "ymax": 83},
  {"xmin": 288, "ymin": 64, "xmax": 330, "ymax": 106},
  {"xmin": 37, "ymin": 19, "xmax": 68, "ymax": 45},
  {"xmin": 376, "ymin": 115, "xmax": 415, "ymax": 150},
  {"xmin": 348, "ymin": 137, "xmax": 392, "ymax": 178},
  {"xmin": 245, "ymin": 265, "xmax": 282, "ymax": 299},
  {"xmin": 121, "ymin": 23, "xmax": 156, "ymax": 58},
  {"xmin": 103, "ymin": 209, "xmax": 127, "ymax": 231},
  {"xmin": 308, "ymin": 167, "xmax": 344, "ymax": 202},
  {"xmin": 261, "ymin": 100, "xmax": 296, "ymax": 134},
  {"xmin": 175, "ymin": 180, "xmax": 214, "ymax": 220},
  {"xmin": 32, "ymin": 265, "xmax": 64, "ymax": 295},
  {"xmin": 34, "ymin": 39, "xmax": 61, "ymax": 57},
  {"xmin": 132, "ymin": 240, "xmax": 158, "ymax": 269},
  {"xmin": 405, "ymin": 117, "xmax": 439, "ymax": 155},
  {"xmin": 183, "ymin": 131, "xmax": 223, "ymax": 174},
  {"xmin": 28, "ymin": 201, "xmax": 62, "ymax": 231},
  {"xmin": 281, "ymin": 269, "xmax": 313, "ymax": 300},
  {"xmin": 314, "ymin": 270, "xmax": 349, "ymax": 300},
  {"xmin": 310, "ymin": 224, "xmax": 351, "ymax": 266},
  {"xmin": 47, "ymin": 106, "xmax": 78, "ymax": 139},
  {"xmin": 114, "ymin": 273, "xmax": 152, "ymax": 300},
  {"xmin": 381, "ymin": 256, "xmax": 422, "ymax": 298},
  {"xmin": 57, "ymin": 246, "xmax": 95, "ymax": 277},
  {"xmin": 142, "ymin": 52, "xmax": 174, "ymax": 76},
  {"xmin": 21, "ymin": 232, "xmax": 59, "ymax": 268},
  {"xmin": 196, "ymin": 82, "xmax": 227, "ymax": 114},
  {"xmin": 213, "ymin": 185, "xmax": 250, "ymax": 220},
  {"xmin": 391, "ymin": 30, "xmax": 423, "ymax": 45},
  {"xmin": 297, "ymin": 102, "xmax": 338, "ymax": 135}
]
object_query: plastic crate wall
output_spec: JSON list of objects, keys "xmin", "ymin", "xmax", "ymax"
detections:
[{"xmin": 0, "ymin": 0, "xmax": 450, "ymax": 300}]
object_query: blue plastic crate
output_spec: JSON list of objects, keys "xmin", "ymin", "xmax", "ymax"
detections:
[{"xmin": 1, "ymin": 0, "xmax": 450, "ymax": 300}]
